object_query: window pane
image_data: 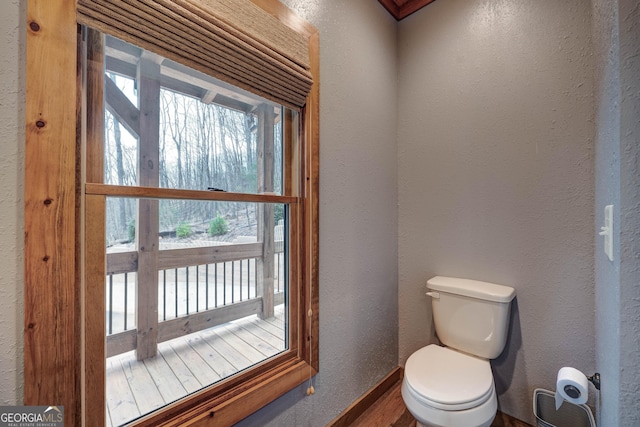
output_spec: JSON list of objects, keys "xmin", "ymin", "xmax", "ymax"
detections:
[
  {"xmin": 105, "ymin": 197, "xmax": 288, "ymax": 426},
  {"xmin": 104, "ymin": 74, "xmax": 138, "ymax": 187},
  {"xmin": 103, "ymin": 35, "xmax": 287, "ymax": 195}
]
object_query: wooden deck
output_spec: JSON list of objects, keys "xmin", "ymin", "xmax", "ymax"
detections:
[{"xmin": 106, "ymin": 306, "xmax": 286, "ymax": 426}]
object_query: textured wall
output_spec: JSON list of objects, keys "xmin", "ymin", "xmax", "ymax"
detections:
[
  {"xmin": 397, "ymin": 0, "xmax": 595, "ymax": 423},
  {"xmin": 0, "ymin": 0, "xmax": 24, "ymax": 406},
  {"xmin": 617, "ymin": 0, "xmax": 640, "ymax": 423},
  {"xmin": 6, "ymin": 0, "xmax": 636, "ymax": 424},
  {"xmin": 593, "ymin": 0, "xmax": 640, "ymax": 424},
  {"xmin": 237, "ymin": 0, "xmax": 400, "ymax": 425},
  {"xmin": 592, "ymin": 0, "xmax": 621, "ymax": 424},
  {"xmin": 592, "ymin": 0, "xmax": 640, "ymax": 424}
]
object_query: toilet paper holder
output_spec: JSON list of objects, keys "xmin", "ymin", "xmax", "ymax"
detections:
[{"xmin": 587, "ymin": 373, "xmax": 601, "ymax": 391}]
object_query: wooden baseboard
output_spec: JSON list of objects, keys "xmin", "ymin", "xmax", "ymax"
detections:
[{"xmin": 327, "ymin": 367, "xmax": 403, "ymax": 427}]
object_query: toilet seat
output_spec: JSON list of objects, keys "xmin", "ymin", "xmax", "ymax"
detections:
[{"xmin": 404, "ymin": 344, "xmax": 494, "ymax": 411}]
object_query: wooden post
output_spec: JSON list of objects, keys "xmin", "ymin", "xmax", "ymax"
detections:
[
  {"xmin": 83, "ymin": 27, "xmax": 107, "ymax": 425},
  {"xmin": 257, "ymin": 105, "xmax": 276, "ymax": 319},
  {"xmin": 135, "ymin": 53, "xmax": 161, "ymax": 360},
  {"xmin": 24, "ymin": 1, "xmax": 79, "ymax": 424}
]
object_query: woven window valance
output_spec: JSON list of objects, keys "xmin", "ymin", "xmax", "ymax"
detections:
[{"xmin": 77, "ymin": 0, "xmax": 313, "ymax": 108}]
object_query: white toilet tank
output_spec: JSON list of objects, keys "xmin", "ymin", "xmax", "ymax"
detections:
[{"xmin": 426, "ymin": 276, "xmax": 516, "ymax": 359}]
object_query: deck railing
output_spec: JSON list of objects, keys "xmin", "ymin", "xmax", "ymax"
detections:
[{"xmin": 105, "ymin": 236, "xmax": 285, "ymax": 358}]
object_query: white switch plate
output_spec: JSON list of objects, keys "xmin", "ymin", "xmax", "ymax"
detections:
[{"xmin": 600, "ymin": 205, "xmax": 614, "ymax": 262}]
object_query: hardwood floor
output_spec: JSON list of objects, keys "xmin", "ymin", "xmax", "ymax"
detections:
[
  {"xmin": 106, "ymin": 306, "xmax": 285, "ymax": 426},
  {"xmin": 331, "ymin": 367, "xmax": 533, "ymax": 427},
  {"xmin": 349, "ymin": 380, "xmax": 416, "ymax": 427}
]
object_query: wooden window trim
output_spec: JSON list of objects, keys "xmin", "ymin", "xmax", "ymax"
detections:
[{"xmin": 24, "ymin": 0, "xmax": 319, "ymax": 425}]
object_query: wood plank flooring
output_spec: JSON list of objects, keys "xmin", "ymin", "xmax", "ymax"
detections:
[
  {"xmin": 334, "ymin": 367, "xmax": 533, "ymax": 427},
  {"xmin": 106, "ymin": 306, "xmax": 285, "ymax": 426},
  {"xmin": 349, "ymin": 380, "xmax": 416, "ymax": 427},
  {"xmin": 348, "ymin": 381, "xmax": 533, "ymax": 427}
]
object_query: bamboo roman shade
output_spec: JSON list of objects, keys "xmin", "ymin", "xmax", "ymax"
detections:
[{"xmin": 77, "ymin": 0, "xmax": 313, "ymax": 108}]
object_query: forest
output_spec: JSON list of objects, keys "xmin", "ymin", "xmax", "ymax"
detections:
[{"xmin": 103, "ymin": 73, "xmax": 283, "ymax": 247}]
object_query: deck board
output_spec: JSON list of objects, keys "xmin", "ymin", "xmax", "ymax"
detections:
[
  {"xmin": 210, "ymin": 327, "xmax": 269, "ymax": 363},
  {"xmin": 220, "ymin": 322, "xmax": 281, "ymax": 357},
  {"xmin": 246, "ymin": 314, "xmax": 284, "ymax": 338},
  {"xmin": 176, "ymin": 335, "xmax": 224, "ymax": 383},
  {"xmin": 106, "ymin": 307, "xmax": 285, "ymax": 426},
  {"xmin": 200, "ymin": 328, "xmax": 255, "ymax": 370},
  {"xmin": 184, "ymin": 333, "xmax": 238, "ymax": 378},
  {"xmin": 122, "ymin": 356, "xmax": 165, "ymax": 415},
  {"xmin": 156, "ymin": 344, "xmax": 203, "ymax": 394},
  {"xmin": 106, "ymin": 358, "xmax": 141, "ymax": 427},
  {"xmin": 142, "ymin": 351, "xmax": 188, "ymax": 403},
  {"xmin": 236, "ymin": 319, "xmax": 284, "ymax": 349}
]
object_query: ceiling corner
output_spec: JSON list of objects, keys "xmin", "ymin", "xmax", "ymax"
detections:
[{"xmin": 378, "ymin": 0, "xmax": 438, "ymax": 21}]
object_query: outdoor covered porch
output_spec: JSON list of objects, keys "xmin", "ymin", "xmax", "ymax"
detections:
[{"xmin": 106, "ymin": 306, "xmax": 285, "ymax": 427}]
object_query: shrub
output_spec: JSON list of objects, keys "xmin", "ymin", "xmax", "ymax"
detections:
[
  {"xmin": 274, "ymin": 204, "xmax": 285, "ymax": 224},
  {"xmin": 209, "ymin": 215, "xmax": 228, "ymax": 236},
  {"xmin": 128, "ymin": 220, "xmax": 136, "ymax": 242},
  {"xmin": 176, "ymin": 221, "xmax": 192, "ymax": 238}
]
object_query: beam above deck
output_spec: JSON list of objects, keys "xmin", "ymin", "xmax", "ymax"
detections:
[
  {"xmin": 104, "ymin": 35, "xmax": 280, "ymax": 116},
  {"xmin": 105, "ymin": 76, "xmax": 140, "ymax": 138}
]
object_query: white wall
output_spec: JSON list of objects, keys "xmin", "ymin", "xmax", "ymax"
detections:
[
  {"xmin": 397, "ymin": 0, "xmax": 595, "ymax": 423},
  {"xmin": 0, "ymin": 0, "xmax": 24, "ymax": 406}
]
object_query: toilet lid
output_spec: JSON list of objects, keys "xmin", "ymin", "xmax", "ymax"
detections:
[{"xmin": 404, "ymin": 345, "xmax": 494, "ymax": 410}]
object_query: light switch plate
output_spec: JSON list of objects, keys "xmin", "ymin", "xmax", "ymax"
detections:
[{"xmin": 601, "ymin": 205, "xmax": 613, "ymax": 262}]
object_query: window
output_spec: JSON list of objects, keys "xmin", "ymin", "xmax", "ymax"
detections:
[{"xmin": 24, "ymin": 1, "xmax": 318, "ymax": 425}]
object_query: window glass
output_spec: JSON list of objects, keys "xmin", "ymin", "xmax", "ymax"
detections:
[
  {"xmin": 105, "ymin": 197, "xmax": 288, "ymax": 426},
  {"xmin": 105, "ymin": 74, "xmax": 137, "ymax": 186},
  {"xmin": 104, "ymin": 35, "xmax": 283, "ymax": 195},
  {"xmin": 97, "ymin": 33, "xmax": 293, "ymax": 426}
]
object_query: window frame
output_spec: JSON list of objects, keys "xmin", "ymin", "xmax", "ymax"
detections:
[{"xmin": 23, "ymin": 1, "xmax": 319, "ymax": 425}]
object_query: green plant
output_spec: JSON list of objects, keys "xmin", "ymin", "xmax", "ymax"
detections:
[
  {"xmin": 128, "ymin": 219, "xmax": 136, "ymax": 242},
  {"xmin": 208, "ymin": 215, "xmax": 228, "ymax": 236},
  {"xmin": 176, "ymin": 221, "xmax": 192, "ymax": 238},
  {"xmin": 274, "ymin": 204, "xmax": 285, "ymax": 224}
]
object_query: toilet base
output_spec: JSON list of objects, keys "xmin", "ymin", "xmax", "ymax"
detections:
[
  {"xmin": 401, "ymin": 378, "xmax": 497, "ymax": 427},
  {"xmin": 415, "ymin": 422, "xmax": 493, "ymax": 427}
]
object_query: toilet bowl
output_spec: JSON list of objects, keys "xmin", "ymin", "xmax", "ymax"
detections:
[
  {"xmin": 401, "ymin": 276, "xmax": 516, "ymax": 427},
  {"xmin": 402, "ymin": 345, "xmax": 497, "ymax": 427}
]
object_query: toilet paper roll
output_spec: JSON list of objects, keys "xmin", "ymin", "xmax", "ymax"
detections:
[{"xmin": 554, "ymin": 367, "xmax": 589, "ymax": 410}]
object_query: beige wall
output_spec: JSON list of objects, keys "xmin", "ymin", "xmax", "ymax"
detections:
[
  {"xmin": 397, "ymin": 0, "xmax": 595, "ymax": 423},
  {"xmin": 0, "ymin": 0, "xmax": 24, "ymax": 406}
]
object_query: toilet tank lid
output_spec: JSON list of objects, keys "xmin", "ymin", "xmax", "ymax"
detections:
[{"xmin": 427, "ymin": 276, "xmax": 516, "ymax": 303}]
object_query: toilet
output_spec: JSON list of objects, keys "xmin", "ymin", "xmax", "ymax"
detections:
[{"xmin": 401, "ymin": 276, "xmax": 516, "ymax": 427}]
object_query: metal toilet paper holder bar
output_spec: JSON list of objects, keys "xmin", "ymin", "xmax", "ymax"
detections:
[{"xmin": 587, "ymin": 373, "xmax": 601, "ymax": 390}]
